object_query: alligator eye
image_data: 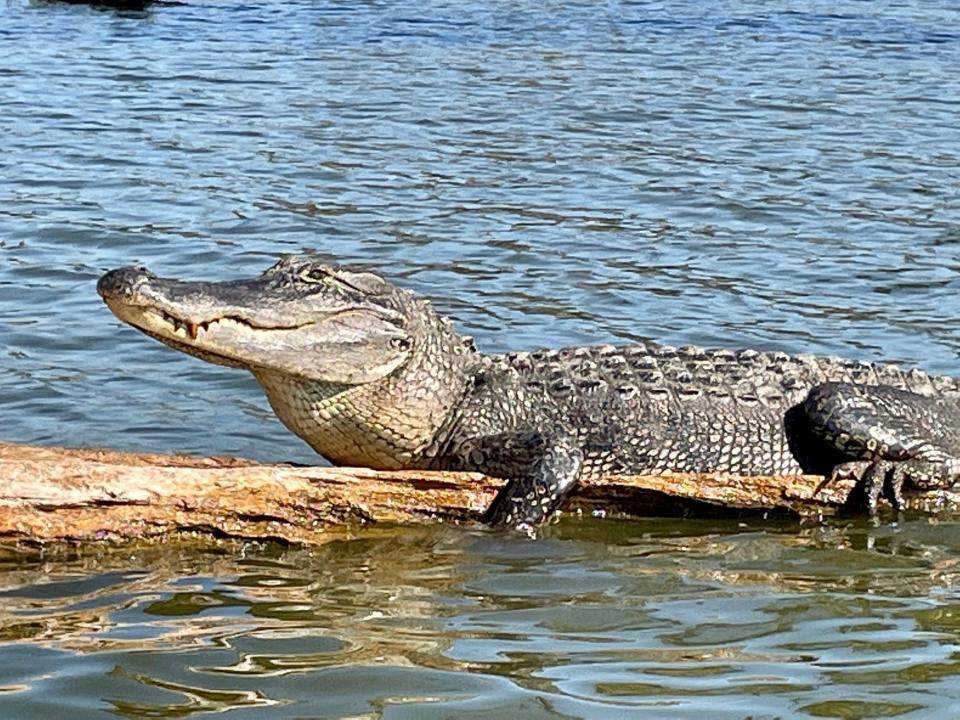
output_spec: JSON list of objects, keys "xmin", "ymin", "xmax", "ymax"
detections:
[{"xmin": 298, "ymin": 265, "xmax": 334, "ymax": 283}]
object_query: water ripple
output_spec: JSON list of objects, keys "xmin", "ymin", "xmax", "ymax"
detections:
[{"xmin": 3, "ymin": 0, "xmax": 960, "ymax": 715}]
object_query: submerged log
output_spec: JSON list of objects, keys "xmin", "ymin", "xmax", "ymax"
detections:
[{"xmin": 0, "ymin": 441, "xmax": 956, "ymax": 545}]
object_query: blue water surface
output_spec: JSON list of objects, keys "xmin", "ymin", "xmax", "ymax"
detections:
[{"xmin": 1, "ymin": 0, "xmax": 960, "ymax": 717}]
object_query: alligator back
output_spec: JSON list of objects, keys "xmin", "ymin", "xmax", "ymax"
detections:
[
  {"xmin": 497, "ymin": 343, "xmax": 960, "ymax": 405},
  {"xmin": 439, "ymin": 342, "xmax": 960, "ymax": 478}
]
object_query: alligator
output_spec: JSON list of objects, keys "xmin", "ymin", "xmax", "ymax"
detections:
[{"xmin": 97, "ymin": 255, "xmax": 960, "ymax": 529}]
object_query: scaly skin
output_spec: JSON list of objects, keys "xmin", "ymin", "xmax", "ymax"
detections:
[{"xmin": 98, "ymin": 256, "xmax": 960, "ymax": 529}]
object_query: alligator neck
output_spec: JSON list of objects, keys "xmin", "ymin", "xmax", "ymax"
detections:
[{"xmin": 252, "ymin": 316, "xmax": 475, "ymax": 469}]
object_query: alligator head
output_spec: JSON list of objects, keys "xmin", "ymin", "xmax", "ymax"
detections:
[
  {"xmin": 98, "ymin": 255, "xmax": 420, "ymax": 384},
  {"xmin": 98, "ymin": 255, "xmax": 475, "ymax": 468}
]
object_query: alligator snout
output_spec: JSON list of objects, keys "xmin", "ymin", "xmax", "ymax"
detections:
[{"xmin": 97, "ymin": 266, "xmax": 156, "ymax": 300}]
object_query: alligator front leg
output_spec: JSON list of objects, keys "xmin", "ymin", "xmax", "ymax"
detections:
[
  {"xmin": 483, "ymin": 437, "xmax": 584, "ymax": 531},
  {"xmin": 804, "ymin": 382, "xmax": 960, "ymax": 513}
]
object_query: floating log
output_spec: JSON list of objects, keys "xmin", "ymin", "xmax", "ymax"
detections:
[{"xmin": 0, "ymin": 441, "xmax": 956, "ymax": 545}]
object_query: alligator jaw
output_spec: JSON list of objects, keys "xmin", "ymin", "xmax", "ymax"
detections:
[
  {"xmin": 97, "ymin": 264, "xmax": 413, "ymax": 383},
  {"xmin": 99, "ymin": 300, "xmax": 296, "ymax": 369},
  {"xmin": 98, "ymin": 266, "xmax": 305, "ymax": 368}
]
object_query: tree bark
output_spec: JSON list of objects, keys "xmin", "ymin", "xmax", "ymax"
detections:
[{"xmin": 0, "ymin": 441, "xmax": 955, "ymax": 545}]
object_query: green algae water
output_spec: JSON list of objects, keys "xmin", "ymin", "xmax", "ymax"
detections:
[{"xmin": 2, "ymin": 0, "xmax": 960, "ymax": 716}]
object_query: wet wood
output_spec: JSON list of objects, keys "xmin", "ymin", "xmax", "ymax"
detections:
[{"xmin": 0, "ymin": 441, "xmax": 956, "ymax": 545}]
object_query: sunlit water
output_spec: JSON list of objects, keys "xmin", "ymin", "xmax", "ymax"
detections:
[{"xmin": 2, "ymin": 0, "xmax": 960, "ymax": 717}]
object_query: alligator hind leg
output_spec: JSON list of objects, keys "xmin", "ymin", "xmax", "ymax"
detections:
[{"xmin": 804, "ymin": 382, "xmax": 960, "ymax": 513}]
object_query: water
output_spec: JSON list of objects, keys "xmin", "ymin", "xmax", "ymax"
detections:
[
  {"xmin": 3, "ymin": 521, "xmax": 960, "ymax": 719},
  {"xmin": 1, "ymin": 0, "xmax": 960, "ymax": 716}
]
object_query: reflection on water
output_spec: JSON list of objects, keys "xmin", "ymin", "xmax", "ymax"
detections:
[
  {"xmin": 1, "ymin": 519, "xmax": 960, "ymax": 718},
  {"xmin": 3, "ymin": 0, "xmax": 960, "ymax": 716}
]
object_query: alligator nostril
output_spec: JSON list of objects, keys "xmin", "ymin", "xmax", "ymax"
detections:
[{"xmin": 97, "ymin": 266, "xmax": 156, "ymax": 299}]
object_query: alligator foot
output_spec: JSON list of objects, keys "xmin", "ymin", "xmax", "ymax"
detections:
[
  {"xmin": 484, "ymin": 439, "xmax": 584, "ymax": 532},
  {"xmin": 829, "ymin": 459, "xmax": 902, "ymax": 514},
  {"xmin": 829, "ymin": 457, "xmax": 960, "ymax": 514},
  {"xmin": 805, "ymin": 381, "xmax": 960, "ymax": 514}
]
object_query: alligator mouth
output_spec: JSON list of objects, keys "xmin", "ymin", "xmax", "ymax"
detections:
[
  {"xmin": 105, "ymin": 297, "xmax": 312, "ymax": 369},
  {"xmin": 151, "ymin": 308, "xmax": 304, "ymax": 341},
  {"xmin": 97, "ymin": 266, "xmax": 311, "ymax": 342}
]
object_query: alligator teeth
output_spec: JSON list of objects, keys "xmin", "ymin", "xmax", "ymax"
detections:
[
  {"xmin": 155, "ymin": 312, "xmax": 248, "ymax": 338},
  {"xmin": 155, "ymin": 310, "xmax": 219, "ymax": 339}
]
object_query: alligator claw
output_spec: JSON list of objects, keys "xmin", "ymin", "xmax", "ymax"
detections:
[{"xmin": 828, "ymin": 459, "xmax": 921, "ymax": 515}]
